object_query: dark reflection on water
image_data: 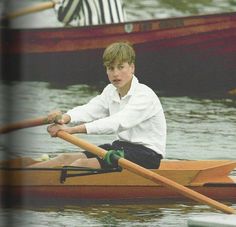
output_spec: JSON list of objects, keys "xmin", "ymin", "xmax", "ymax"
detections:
[{"xmin": 3, "ymin": 202, "xmax": 234, "ymax": 227}]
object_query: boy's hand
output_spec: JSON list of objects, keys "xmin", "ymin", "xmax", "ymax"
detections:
[
  {"xmin": 47, "ymin": 124, "xmax": 72, "ymax": 137},
  {"xmin": 47, "ymin": 110, "xmax": 71, "ymax": 124}
]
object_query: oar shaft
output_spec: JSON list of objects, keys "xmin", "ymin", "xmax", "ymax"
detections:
[
  {"xmin": 57, "ymin": 131, "xmax": 236, "ymax": 214},
  {"xmin": 0, "ymin": 116, "xmax": 49, "ymax": 134},
  {"xmin": 3, "ymin": 1, "xmax": 59, "ymax": 20},
  {"xmin": 119, "ymin": 159, "xmax": 236, "ymax": 214}
]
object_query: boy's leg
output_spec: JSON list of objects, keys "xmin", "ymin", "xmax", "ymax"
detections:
[
  {"xmin": 29, "ymin": 143, "xmax": 113, "ymax": 168},
  {"xmin": 69, "ymin": 143, "xmax": 117, "ymax": 169},
  {"xmin": 28, "ymin": 153, "xmax": 87, "ymax": 167},
  {"xmin": 112, "ymin": 140, "xmax": 162, "ymax": 169},
  {"xmin": 70, "ymin": 158, "xmax": 101, "ymax": 169}
]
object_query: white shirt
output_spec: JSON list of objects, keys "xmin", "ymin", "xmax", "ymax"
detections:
[
  {"xmin": 55, "ymin": 0, "xmax": 126, "ymax": 26},
  {"xmin": 67, "ymin": 76, "xmax": 167, "ymax": 157}
]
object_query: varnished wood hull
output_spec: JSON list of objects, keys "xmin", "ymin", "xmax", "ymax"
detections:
[
  {"xmin": 1, "ymin": 12, "xmax": 236, "ymax": 96},
  {"xmin": 0, "ymin": 159, "xmax": 236, "ymax": 205},
  {"xmin": 1, "ymin": 185, "xmax": 236, "ymax": 207}
]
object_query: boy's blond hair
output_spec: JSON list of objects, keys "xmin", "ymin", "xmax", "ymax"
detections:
[{"xmin": 103, "ymin": 42, "xmax": 135, "ymax": 68}]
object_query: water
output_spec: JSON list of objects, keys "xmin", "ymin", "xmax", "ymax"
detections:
[
  {"xmin": 1, "ymin": 0, "xmax": 236, "ymax": 226},
  {"xmin": 2, "ymin": 203, "xmax": 236, "ymax": 227}
]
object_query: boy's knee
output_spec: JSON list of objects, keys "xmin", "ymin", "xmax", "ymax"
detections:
[
  {"xmin": 74, "ymin": 158, "xmax": 87, "ymax": 166},
  {"xmin": 57, "ymin": 154, "xmax": 70, "ymax": 162}
]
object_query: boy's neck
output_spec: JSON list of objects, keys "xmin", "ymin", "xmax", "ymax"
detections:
[{"xmin": 118, "ymin": 77, "xmax": 132, "ymax": 98}]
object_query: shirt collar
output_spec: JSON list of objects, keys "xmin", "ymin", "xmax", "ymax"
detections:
[{"xmin": 112, "ymin": 75, "xmax": 139, "ymax": 102}]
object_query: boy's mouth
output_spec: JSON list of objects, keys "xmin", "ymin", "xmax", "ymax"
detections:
[{"xmin": 112, "ymin": 79, "xmax": 121, "ymax": 83}]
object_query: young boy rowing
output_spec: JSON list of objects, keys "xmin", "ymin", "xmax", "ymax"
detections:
[{"xmin": 31, "ymin": 42, "xmax": 166, "ymax": 169}]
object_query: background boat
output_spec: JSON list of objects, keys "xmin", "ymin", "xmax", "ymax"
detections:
[{"xmin": 1, "ymin": 12, "xmax": 236, "ymax": 96}]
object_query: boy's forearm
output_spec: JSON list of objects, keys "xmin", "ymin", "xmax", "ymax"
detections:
[{"xmin": 66, "ymin": 124, "xmax": 87, "ymax": 134}]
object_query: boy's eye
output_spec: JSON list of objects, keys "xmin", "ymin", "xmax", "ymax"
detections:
[
  {"xmin": 107, "ymin": 66, "xmax": 114, "ymax": 70},
  {"xmin": 107, "ymin": 64, "xmax": 124, "ymax": 71},
  {"xmin": 118, "ymin": 65, "xmax": 124, "ymax": 69}
]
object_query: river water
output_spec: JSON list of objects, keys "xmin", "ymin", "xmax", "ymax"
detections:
[{"xmin": 1, "ymin": 0, "xmax": 236, "ymax": 226}]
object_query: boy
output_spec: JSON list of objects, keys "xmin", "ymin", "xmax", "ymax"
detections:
[{"xmin": 31, "ymin": 42, "xmax": 166, "ymax": 169}]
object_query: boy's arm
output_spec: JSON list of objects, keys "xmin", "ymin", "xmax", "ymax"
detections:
[
  {"xmin": 66, "ymin": 86, "xmax": 110, "ymax": 123},
  {"xmin": 47, "ymin": 110, "xmax": 71, "ymax": 124},
  {"xmin": 47, "ymin": 123, "xmax": 87, "ymax": 137}
]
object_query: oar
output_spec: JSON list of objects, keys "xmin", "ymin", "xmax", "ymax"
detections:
[
  {"xmin": 0, "ymin": 116, "xmax": 51, "ymax": 134},
  {"xmin": 57, "ymin": 130, "xmax": 236, "ymax": 214},
  {"xmin": 2, "ymin": 0, "xmax": 59, "ymax": 21}
]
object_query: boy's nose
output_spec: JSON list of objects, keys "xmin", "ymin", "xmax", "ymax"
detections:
[{"xmin": 113, "ymin": 67, "xmax": 119, "ymax": 75}]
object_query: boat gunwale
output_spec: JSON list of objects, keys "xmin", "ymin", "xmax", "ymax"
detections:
[
  {"xmin": 3, "ymin": 11, "xmax": 236, "ymax": 32},
  {"xmin": 1, "ymin": 160, "xmax": 236, "ymax": 171}
]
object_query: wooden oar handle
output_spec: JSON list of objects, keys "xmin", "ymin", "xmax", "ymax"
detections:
[
  {"xmin": 2, "ymin": 0, "xmax": 60, "ymax": 21},
  {"xmin": 57, "ymin": 130, "xmax": 236, "ymax": 214},
  {"xmin": 0, "ymin": 116, "xmax": 50, "ymax": 134}
]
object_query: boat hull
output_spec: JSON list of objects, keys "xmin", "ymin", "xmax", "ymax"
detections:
[
  {"xmin": 1, "ymin": 12, "xmax": 236, "ymax": 96},
  {"xmin": 1, "ymin": 185, "xmax": 236, "ymax": 206},
  {"xmin": 0, "ymin": 160, "xmax": 236, "ymax": 205}
]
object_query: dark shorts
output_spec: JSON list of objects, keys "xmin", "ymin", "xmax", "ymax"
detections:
[{"xmin": 83, "ymin": 140, "xmax": 163, "ymax": 169}]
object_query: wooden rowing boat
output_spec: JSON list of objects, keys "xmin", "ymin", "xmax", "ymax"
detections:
[
  {"xmin": 1, "ymin": 12, "xmax": 236, "ymax": 96},
  {"xmin": 0, "ymin": 158, "xmax": 235, "ymax": 205}
]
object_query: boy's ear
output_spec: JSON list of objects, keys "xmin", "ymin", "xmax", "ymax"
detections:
[{"xmin": 131, "ymin": 63, "xmax": 135, "ymax": 73}]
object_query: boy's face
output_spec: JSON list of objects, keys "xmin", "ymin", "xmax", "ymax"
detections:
[{"xmin": 106, "ymin": 61, "xmax": 134, "ymax": 89}]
